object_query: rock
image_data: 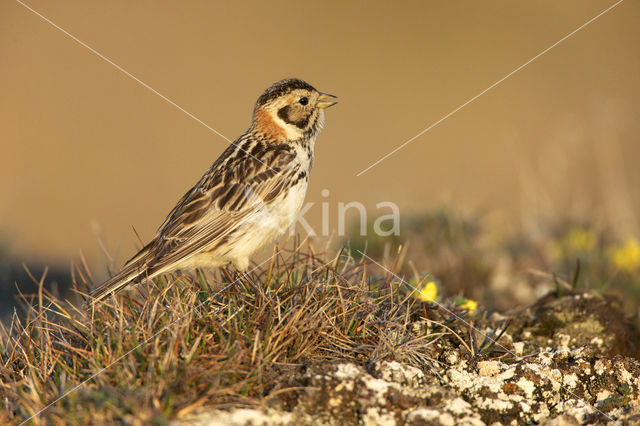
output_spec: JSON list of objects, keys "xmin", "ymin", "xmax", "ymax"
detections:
[
  {"xmin": 173, "ymin": 292, "xmax": 640, "ymax": 425},
  {"xmin": 174, "ymin": 354, "xmax": 640, "ymax": 425},
  {"xmin": 477, "ymin": 361, "xmax": 502, "ymax": 377},
  {"xmin": 176, "ymin": 408, "xmax": 293, "ymax": 426},
  {"xmin": 511, "ymin": 292, "xmax": 640, "ymax": 358},
  {"xmin": 541, "ymin": 414, "xmax": 582, "ymax": 425}
]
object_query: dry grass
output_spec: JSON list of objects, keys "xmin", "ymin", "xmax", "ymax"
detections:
[
  {"xmin": 0, "ymin": 242, "xmax": 474, "ymax": 424},
  {"xmin": 3, "ymin": 209, "xmax": 639, "ymax": 424}
]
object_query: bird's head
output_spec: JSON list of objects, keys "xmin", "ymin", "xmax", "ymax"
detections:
[{"xmin": 252, "ymin": 78, "xmax": 337, "ymax": 142}]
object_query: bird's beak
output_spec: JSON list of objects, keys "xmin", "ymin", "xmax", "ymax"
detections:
[{"xmin": 317, "ymin": 92, "xmax": 338, "ymax": 109}]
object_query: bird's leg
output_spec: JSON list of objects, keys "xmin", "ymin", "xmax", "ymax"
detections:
[
  {"xmin": 233, "ymin": 268, "xmax": 252, "ymax": 286},
  {"xmin": 220, "ymin": 266, "xmax": 235, "ymax": 285},
  {"xmin": 175, "ymin": 268, "xmax": 197, "ymax": 287},
  {"xmin": 230, "ymin": 258, "xmax": 251, "ymax": 284}
]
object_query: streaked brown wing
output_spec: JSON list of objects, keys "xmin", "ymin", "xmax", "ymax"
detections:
[{"xmin": 145, "ymin": 142, "xmax": 299, "ymax": 272}]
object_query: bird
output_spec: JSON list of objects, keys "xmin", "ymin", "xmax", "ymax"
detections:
[{"xmin": 89, "ymin": 78, "xmax": 337, "ymax": 303}]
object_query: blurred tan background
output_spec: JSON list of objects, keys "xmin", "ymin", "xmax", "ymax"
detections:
[{"xmin": 1, "ymin": 0, "xmax": 639, "ymax": 277}]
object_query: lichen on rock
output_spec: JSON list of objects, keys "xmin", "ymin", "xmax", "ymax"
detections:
[{"xmin": 174, "ymin": 292, "xmax": 640, "ymax": 425}]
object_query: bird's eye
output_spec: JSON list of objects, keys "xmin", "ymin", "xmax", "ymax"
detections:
[{"xmin": 299, "ymin": 97, "xmax": 309, "ymax": 106}]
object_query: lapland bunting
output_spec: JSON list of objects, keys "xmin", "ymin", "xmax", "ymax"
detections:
[{"xmin": 90, "ymin": 78, "xmax": 337, "ymax": 302}]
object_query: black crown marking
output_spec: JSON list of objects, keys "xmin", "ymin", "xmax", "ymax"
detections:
[{"xmin": 256, "ymin": 78, "xmax": 316, "ymax": 107}]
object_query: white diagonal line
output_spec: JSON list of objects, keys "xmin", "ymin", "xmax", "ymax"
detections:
[
  {"xmin": 14, "ymin": 0, "xmax": 230, "ymax": 143},
  {"xmin": 14, "ymin": 0, "xmax": 278, "ymax": 173},
  {"xmin": 19, "ymin": 252, "xmax": 280, "ymax": 425},
  {"xmin": 356, "ymin": 0, "xmax": 625, "ymax": 176},
  {"xmin": 358, "ymin": 251, "xmax": 615, "ymax": 423}
]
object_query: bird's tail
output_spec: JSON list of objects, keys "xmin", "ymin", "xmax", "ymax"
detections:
[{"xmin": 89, "ymin": 242, "xmax": 157, "ymax": 304}]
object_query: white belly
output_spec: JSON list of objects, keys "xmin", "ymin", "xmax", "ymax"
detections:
[
  {"xmin": 188, "ymin": 179, "xmax": 308, "ymax": 271},
  {"xmin": 232, "ymin": 181, "xmax": 307, "ymax": 253}
]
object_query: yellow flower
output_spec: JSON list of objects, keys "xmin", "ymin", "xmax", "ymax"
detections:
[
  {"xmin": 566, "ymin": 228, "xmax": 597, "ymax": 252},
  {"xmin": 458, "ymin": 299, "xmax": 478, "ymax": 314},
  {"xmin": 612, "ymin": 237, "xmax": 640, "ymax": 272},
  {"xmin": 416, "ymin": 281, "xmax": 438, "ymax": 302}
]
